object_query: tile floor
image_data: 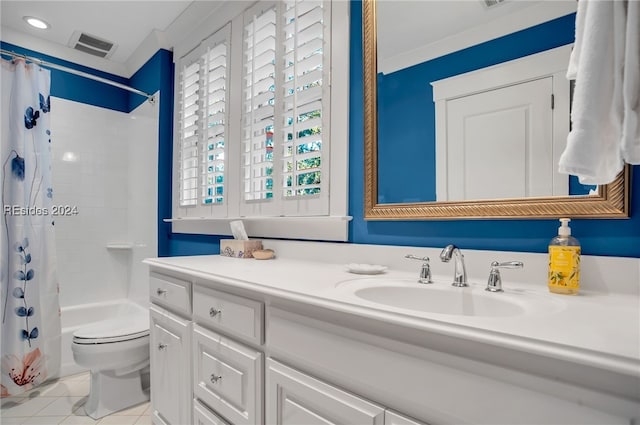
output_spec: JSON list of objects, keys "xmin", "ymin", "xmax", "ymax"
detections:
[{"xmin": 0, "ymin": 372, "xmax": 151, "ymax": 425}]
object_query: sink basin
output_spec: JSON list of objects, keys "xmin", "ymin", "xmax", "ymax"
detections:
[
  {"xmin": 337, "ymin": 278, "xmax": 561, "ymax": 317},
  {"xmin": 354, "ymin": 285, "xmax": 525, "ymax": 317}
]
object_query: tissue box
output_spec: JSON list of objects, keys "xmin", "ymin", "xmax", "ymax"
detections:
[{"xmin": 220, "ymin": 239, "xmax": 263, "ymax": 258}]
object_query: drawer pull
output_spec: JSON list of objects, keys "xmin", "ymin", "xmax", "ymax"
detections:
[
  {"xmin": 158, "ymin": 343, "xmax": 168, "ymax": 351},
  {"xmin": 156, "ymin": 288, "xmax": 167, "ymax": 296},
  {"xmin": 210, "ymin": 374, "xmax": 222, "ymax": 384},
  {"xmin": 209, "ymin": 308, "xmax": 222, "ymax": 317}
]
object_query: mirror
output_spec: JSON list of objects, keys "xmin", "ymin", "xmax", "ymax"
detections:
[{"xmin": 363, "ymin": 0, "xmax": 629, "ymax": 219}]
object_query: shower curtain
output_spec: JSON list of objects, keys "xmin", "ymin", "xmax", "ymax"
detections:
[{"xmin": 1, "ymin": 58, "xmax": 61, "ymax": 397}]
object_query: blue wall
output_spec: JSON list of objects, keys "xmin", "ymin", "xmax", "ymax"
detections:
[
  {"xmin": 350, "ymin": 0, "xmax": 639, "ymax": 258},
  {"xmin": 1, "ymin": 42, "xmax": 131, "ymax": 112}
]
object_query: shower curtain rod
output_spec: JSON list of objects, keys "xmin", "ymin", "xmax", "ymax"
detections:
[{"xmin": 1, "ymin": 49, "xmax": 155, "ymax": 104}]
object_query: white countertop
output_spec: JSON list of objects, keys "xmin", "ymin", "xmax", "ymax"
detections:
[{"xmin": 144, "ymin": 253, "xmax": 640, "ymax": 379}]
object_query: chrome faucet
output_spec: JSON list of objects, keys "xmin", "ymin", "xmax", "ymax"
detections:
[
  {"xmin": 486, "ymin": 261, "xmax": 524, "ymax": 292},
  {"xmin": 440, "ymin": 245, "xmax": 468, "ymax": 287},
  {"xmin": 405, "ymin": 255, "xmax": 433, "ymax": 284}
]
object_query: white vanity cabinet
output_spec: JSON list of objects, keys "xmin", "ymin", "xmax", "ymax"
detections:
[
  {"xmin": 385, "ymin": 410, "xmax": 429, "ymax": 425},
  {"xmin": 190, "ymin": 281, "xmax": 265, "ymax": 425},
  {"xmin": 148, "ymin": 272, "xmax": 193, "ymax": 425},
  {"xmin": 194, "ymin": 399, "xmax": 231, "ymax": 425},
  {"xmin": 266, "ymin": 358, "xmax": 386, "ymax": 425},
  {"xmin": 146, "ymin": 261, "xmax": 639, "ymax": 425},
  {"xmin": 149, "ymin": 306, "xmax": 192, "ymax": 425},
  {"xmin": 266, "ymin": 306, "xmax": 636, "ymax": 425}
]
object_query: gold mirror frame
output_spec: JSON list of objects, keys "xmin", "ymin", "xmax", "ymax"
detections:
[{"xmin": 363, "ymin": 0, "xmax": 629, "ymax": 220}]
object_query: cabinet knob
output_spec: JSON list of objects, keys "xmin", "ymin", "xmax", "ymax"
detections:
[
  {"xmin": 158, "ymin": 343, "xmax": 167, "ymax": 351},
  {"xmin": 156, "ymin": 288, "xmax": 167, "ymax": 296},
  {"xmin": 210, "ymin": 374, "xmax": 222, "ymax": 384},
  {"xmin": 209, "ymin": 308, "xmax": 221, "ymax": 317}
]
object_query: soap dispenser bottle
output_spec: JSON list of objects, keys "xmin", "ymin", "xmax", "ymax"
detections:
[{"xmin": 548, "ymin": 218, "xmax": 581, "ymax": 295}]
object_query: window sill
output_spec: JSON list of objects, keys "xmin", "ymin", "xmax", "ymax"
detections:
[{"xmin": 165, "ymin": 216, "xmax": 352, "ymax": 242}]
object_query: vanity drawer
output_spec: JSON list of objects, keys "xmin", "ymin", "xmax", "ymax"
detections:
[
  {"xmin": 150, "ymin": 273, "xmax": 191, "ymax": 315},
  {"xmin": 193, "ymin": 399, "xmax": 231, "ymax": 425},
  {"xmin": 193, "ymin": 325, "xmax": 263, "ymax": 425},
  {"xmin": 193, "ymin": 284, "xmax": 264, "ymax": 345}
]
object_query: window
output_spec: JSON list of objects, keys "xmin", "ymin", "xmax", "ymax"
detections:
[
  {"xmin": 176, "ymin": 25, "xmax": 230, "ymax": 218},
  {"xmin": 241, "ymin": 1, "xmax": 328, "ymax": 217},
  {"xmin": 172, "ymin": 1, "xmax": 349, "ymax": 240}
]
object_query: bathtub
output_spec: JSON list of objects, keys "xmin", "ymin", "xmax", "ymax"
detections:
[{"xmin": 60, "ymin": 299, "xmax": 148, "ymax": 377}]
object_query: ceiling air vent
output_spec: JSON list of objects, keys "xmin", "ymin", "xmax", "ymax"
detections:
[
  {"xmin": 482, "ymin": 0, "xmax": 507, "ymax": 8},
  {"xmin": 68, "ymin": 31, "xmax": 117, "ymax": 59}
]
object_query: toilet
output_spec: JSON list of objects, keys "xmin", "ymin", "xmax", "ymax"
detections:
[{"xmin": 71, "ymin": 306, "xmax": 150, "ymax": 419}]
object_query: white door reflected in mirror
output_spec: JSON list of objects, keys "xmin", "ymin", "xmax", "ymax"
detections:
[{"xmin": 431, "ymin": 45, "xmax": 589, "ymax": 201}]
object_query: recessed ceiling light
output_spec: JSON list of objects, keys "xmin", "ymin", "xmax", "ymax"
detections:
[{"xmin": 23, "ymin": 16, "xmax": 50, "ymax": 30}]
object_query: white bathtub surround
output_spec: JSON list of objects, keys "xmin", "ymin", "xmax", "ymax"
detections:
[
  {"xmin": 56, "ymin": 95, "xmax": 158, "ymax": 413},
  {"xmin": 126, "ymin": 96, "xmax": 158, "ymax": 305},
  {"xmin": 51, "ymin": 98, "xmax": 130, "ymax": 307},
  {"xmin": 50, "ymin": 95, "xmax": 158, "ymax": 309},
  {"xmin": 144, "ymin": 241, "xmax": 639, "ymax": 424}
]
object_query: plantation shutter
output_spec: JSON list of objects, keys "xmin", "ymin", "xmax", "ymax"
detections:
[
  {"xmin": 178, "ymin": 60, "xmax": 200, "ymax": 207},
  {"xmin": 241, "ymin": 0, "xmax": 330, "ymax": 217},
  {"xmin": 202, "ymin": 42, "xmax": 228, "ymax": 207},
  {"xmin": 242, "ymin": 2, "xmax": 279, "ymax": 216},
  {"xmin": 176, "ymin": 25, "xmax": 230, "ymax": 217}
]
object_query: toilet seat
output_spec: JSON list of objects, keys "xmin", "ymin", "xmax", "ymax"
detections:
[
  {"xmin": 73, "ymin": 316, "xmax": 149, "ymax": 345},
  {"xmin": 73, "ymin": 331, "xmax": 149, "ymax": 345}
]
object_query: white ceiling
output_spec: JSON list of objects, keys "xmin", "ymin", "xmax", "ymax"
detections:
[
  {"xmin": 377, "ymin": 0, "xmax": 577, "ymax": 74},
  {"xmin": 1, "ymin": 1, "xmax": 194, "ymax": 73},
  {"xmin": 1, "ymin": 1, "xmax": 578, "ymax": 77},
  {"xmin": 377, "ymin": 0, "xmax": 541, "ymax": 60}
]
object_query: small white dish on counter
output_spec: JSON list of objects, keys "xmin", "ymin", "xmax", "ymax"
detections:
[{"xmin": 345, "ymin": 263, "xmax": 388, "ymax": 275}]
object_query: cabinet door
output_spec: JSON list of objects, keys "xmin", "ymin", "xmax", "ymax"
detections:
[
  {"xmin": 266, "ymin": 358, "xmax": 385, "ymax": 425},
  {"xmin": 385, "ymin": 410, "xmax": 428, "ymax": 425},
  {"xmin": 194, "ymin": 399, "xmax": 231, "ymax": 425},
  {"xmin": 150, "ymin": 305, "xmax": 192, "ymax": 425},
  {"xmin": 193, "ymin": 325, "xmax": 262, "ymax": 425}
]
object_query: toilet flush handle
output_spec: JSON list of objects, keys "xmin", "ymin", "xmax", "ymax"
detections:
[
  {"xmin": 209, "ymin": 307, "xmax": 222, "ymax": 317},
  {"xmin": 158, "ymin": 343, "xmax": 167, "ymax": 351},
  {"xmin": 156, "ymin": 288, "xmax": 167, "ymax": 296}
]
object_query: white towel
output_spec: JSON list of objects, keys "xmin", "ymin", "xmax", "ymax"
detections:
[
  {"xmin": 622, "ymin": 0, "xmax": 640, "ymax": 164},
  {"xmin": 559, "ymin": 0, "xmax": 639, "ymax": 185}
]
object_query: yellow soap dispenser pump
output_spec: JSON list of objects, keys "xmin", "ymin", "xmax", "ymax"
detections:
[{"xmin": 548, "ymin": 218, "xmax": 581, "ymax": 295}]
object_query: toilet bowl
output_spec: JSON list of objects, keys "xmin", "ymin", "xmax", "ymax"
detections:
[{"xmin": 71, "ymin": 308, "xmax": 150, "ymax": 419}]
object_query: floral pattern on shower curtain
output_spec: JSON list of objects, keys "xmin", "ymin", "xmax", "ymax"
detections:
[{"xmin": 1, "ymin": 58, "xmax": 61, "ymax": 397}]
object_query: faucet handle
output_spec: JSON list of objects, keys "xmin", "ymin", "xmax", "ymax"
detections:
[
  {"xmin": 405, "ymin": 255, "xmax": 433, "ymax": 284},
  {"xmin": 405, "ymin": 254, "xmax": 429, "ymax": 262},
  {"xmin": 486, "ymin": 261, "xmax": 524, "ymax": 292}
]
